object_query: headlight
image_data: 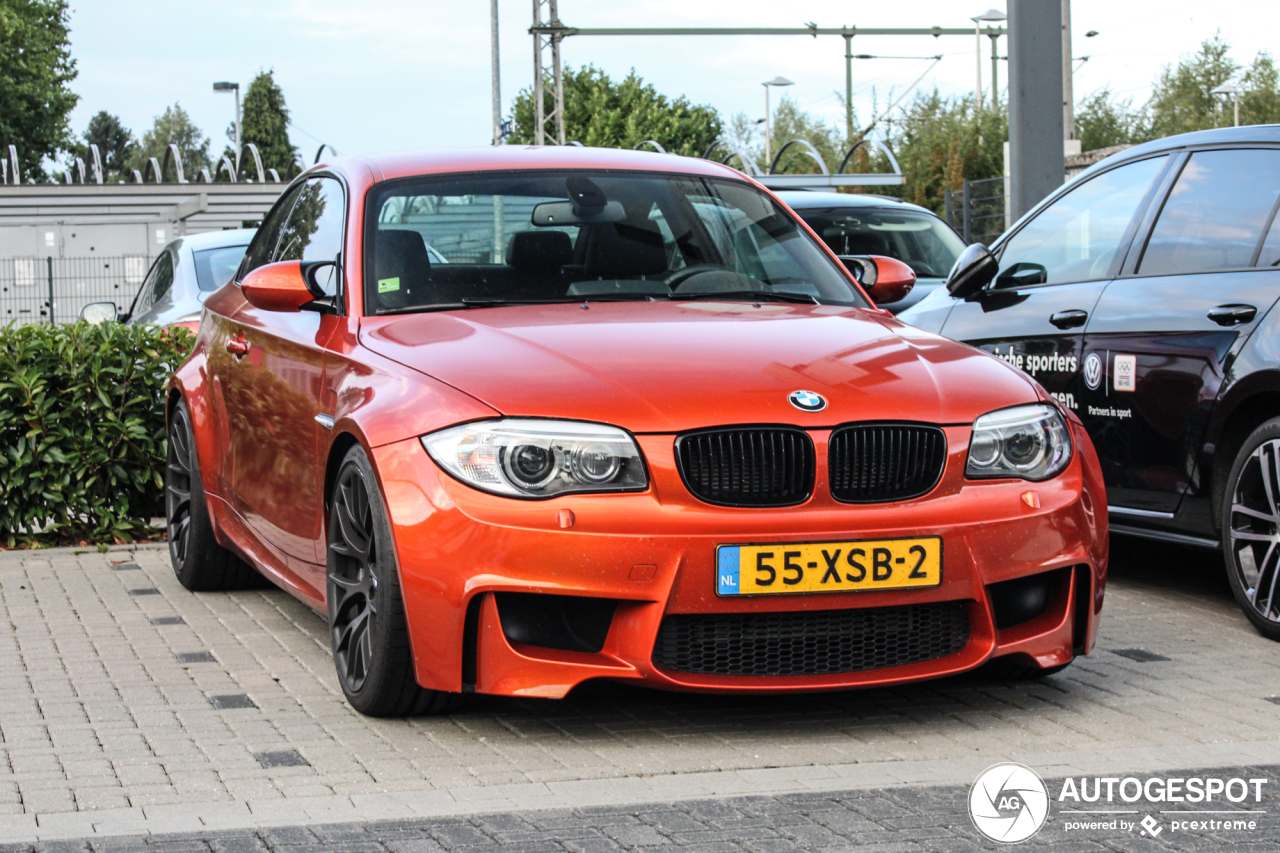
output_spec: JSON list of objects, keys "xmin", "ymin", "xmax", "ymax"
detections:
[
  {"xmin": 966, "ymin": 403, "xmax": 1072, "ymax": 481},
  {"xmin": 421, "ymin": 419, "xmax": 648, "ymax": 498}
]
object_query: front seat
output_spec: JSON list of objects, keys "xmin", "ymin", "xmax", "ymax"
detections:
[
  {"xmin": 507, "ymin": 230, "xmax": 573, "ymax": 297},
  {"xmin": 581, "ymin": 222, "xmax": 668, "ymax": 279},
  {"xmin": 373, "ymin": 229, "xmax": 433, "ymax": 310}
]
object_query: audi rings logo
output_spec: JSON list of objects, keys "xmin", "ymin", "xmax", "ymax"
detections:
[
  {"xmin": 1083, "ymin": 352, "xmax": 1103, "ymax": 391},
  {"xmin": 969, "ymin": 763, "xmax": 1051, "ymax": 844}
]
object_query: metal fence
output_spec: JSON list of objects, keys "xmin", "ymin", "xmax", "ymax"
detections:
[
  {"xmin": 944, "ymin": 176, "xmax": 1007, "ymax": 247},
  {"xmin": 0, "ymin": 255, "xmax": 147, "ymax": 326}
]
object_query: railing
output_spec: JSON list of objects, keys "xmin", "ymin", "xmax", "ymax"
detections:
[
  {"xmin": 0, "ymin": 256, "xmax": 145, "ymax": 326},
  {"xmin": 944, "ymin": 176, "xmax": 1007, "ymax": 246}
]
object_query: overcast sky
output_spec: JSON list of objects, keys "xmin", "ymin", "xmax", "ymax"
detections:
[{"xmin": 66, "ymin": 0, "xmax": 1277, "ymax": 162}]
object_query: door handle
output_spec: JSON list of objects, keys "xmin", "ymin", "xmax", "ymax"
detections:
[
  {"xmin": 1049, "ymin": 309, "xmax": 1088, "ymax": 329},
  {"xmin": 226, "ymin": 333, "xmax": 250, "ymax": 357},
  {"xmin": 1207, "ymin": 304, "xmax": 1257, "ymax": 326}
]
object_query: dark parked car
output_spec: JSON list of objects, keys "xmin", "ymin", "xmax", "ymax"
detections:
[
  {"xmin": 901, "ymin": 125, "xmax": 1280, "ymax": 639},
  {"xmin": 81, "ymin": 229, "xmax": 256, "ymax": 331},
  {"xmin": 777, "ymin": 191, "xmax": 967, "ymax": 313}
]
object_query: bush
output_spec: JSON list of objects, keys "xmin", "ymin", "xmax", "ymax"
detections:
[{"xmin": 0, "ymin": 321, "xmax": 193, "ymax": 547}]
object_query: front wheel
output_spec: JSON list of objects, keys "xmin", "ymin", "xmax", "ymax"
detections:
[
  {"xmin": 327, "ymin": 445, "xmax": 456, "ymax": 716},
  {"xmin": 1221, "ymin": 418, "xmax": 1280, "ymax": 641}
]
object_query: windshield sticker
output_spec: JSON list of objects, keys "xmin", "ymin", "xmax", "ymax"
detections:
[
  {"xmin": 1114, "ymin": 354, "xmax": 1137, "ymax": 391},
  {"xmin": 378, "ymin": 277, "xmax": 401, "ymax": 293}
]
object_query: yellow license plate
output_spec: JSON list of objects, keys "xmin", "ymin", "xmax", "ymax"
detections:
[{"xmin": 716, "ymin": 536, "xmax": 942, "ymax": 596}]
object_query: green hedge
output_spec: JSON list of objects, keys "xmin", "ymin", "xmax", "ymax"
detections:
[{"xmin": 0, "ymin": 322, "xmax": 194, "ymax": 547}]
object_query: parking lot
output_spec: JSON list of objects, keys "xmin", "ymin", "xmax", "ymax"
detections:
[{"xmin": 1, "ymin": 537, "xmax": 1279, "ymax": 846}]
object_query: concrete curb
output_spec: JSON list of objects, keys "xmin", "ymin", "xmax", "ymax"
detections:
[
  {"xmin": 0, "ymin": 540, "xmax": 166, "ymax": 559},
  {"xmin": 3, "ymin": 739, "xmax": 1278, "ymax": 842}
]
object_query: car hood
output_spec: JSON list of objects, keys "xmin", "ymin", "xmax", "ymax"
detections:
[{"xmin": 359, "ymin": 302, "xmax": 1039, "ymax": 434}]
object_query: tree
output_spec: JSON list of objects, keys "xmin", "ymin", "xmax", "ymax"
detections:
[
  {"xmin": 1240, "ymin": 51, "xmax": 1280, "ymax": 126},
  {"xmin": 1075, "ymin": 88, "xmax": 1151, "ymax": 151},
  {"xmin": 1148, "ymin": 33, "xmax": 1239, "ymax": 137},
  {"xmin": 230, "ymin": 70, "xmax": 300, "ymax": 180},
  {"xmin": 0, "ymin": 0, "xmax": 78, "ymax": 181},
  {"xmin": 723, "ymin": 95, "xmax": 847, "ymax": 175},
  {"xmin": 509, "ymin": 65, "xmax": 721, "ymax": 156},
  {"xmin": 129, "ymin": 103, "xmax": 211, "ymax": 179},
  {"xmin": 875, "ymin": 91, "xmax": 1007, "ymax": 215},
  {"xmin": 67, "ymin": 111, "xmax": 133, "ymax": 182}
]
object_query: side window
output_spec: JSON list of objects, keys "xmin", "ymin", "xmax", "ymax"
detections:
[
  {"xmin": 239, "ymin": 184, "xmax": 303, "ymax": 279},
  {"xmin": 1139, "ymin": 149, "xmax": 1280, "ymax": 276},
  {"xmin": 274, "ymin": 177, "xmax": 345, "ymax": 296},
  {"xmin": 150, "ymin": 250, "xmax": 176, "ymax": 303},
  {"xmin": 996, "ymin": 155, "xmax": 1168, "ymax": 287},
  {"xmin": 1259, "ymin": 204, "xmax": 1280, "ymax": 268},
  {"xmin": 133, "ymin": 251, "xmax": 174, "ymax": 315}
]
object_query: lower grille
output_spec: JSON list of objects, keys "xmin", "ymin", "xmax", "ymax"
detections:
[
  {"xmin": 829, "ymin": 423, "xmax": 946, "ymax": 503},
  {"xmin": 652, "ymin": 601, "xmax": 969, "ymax": 676}
]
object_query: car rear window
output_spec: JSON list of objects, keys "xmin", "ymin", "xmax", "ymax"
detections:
[
  {"xmin": 363, "ymin": 170, "xmax": 868, "ymax": 315},
  {"xmin": 1139, "ymin": 148, "xmax": 1280, "ymax": 276},
  {"xmin": 193, "ymin": 245, "xmax": 250, "ymax": 291},
  {"xmin": 793, "ymin": 207, "xmax": 966, "ymax": 279}
]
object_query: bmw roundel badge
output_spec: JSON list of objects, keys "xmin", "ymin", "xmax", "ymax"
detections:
[
  {"xmin": 1083, "ymin": 352, "xmax": 1102, "ymax": 391},
  {"xmin": 788, "ymin": 390, "xmax": 827, "ymax": 412}
]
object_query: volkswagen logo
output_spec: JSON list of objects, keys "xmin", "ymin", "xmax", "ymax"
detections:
[
  {"xmin": 969, "ymin": 763, "xmax": 1050, "ymax": 844},
  {"xmin": 1083, "ymin": 352, "xmax": 1102, "ymax": 391},
  {"xmin": 788, "ymin": 390, "xmax": 827, "ymax": 412}
]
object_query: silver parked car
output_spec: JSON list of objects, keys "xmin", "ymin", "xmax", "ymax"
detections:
[
  {"xmin": 776, "ymin": 191, "xmax": 967, "ymax": 314},
  {"xmin": 81, "ymin": 229, "xmax": 256, "ymax": 329}
]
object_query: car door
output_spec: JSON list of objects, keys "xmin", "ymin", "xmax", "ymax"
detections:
[
  {"xmin": 1082, "ymin": 147, "xmax": 1280, "ymax": 516},
  {"xmin": 939, "ymin": 154, "xmax": 1172, "ymax": 413},
  {"xmin": 222, "ymin": 177, "xmax": 344, "ymax": 575}
]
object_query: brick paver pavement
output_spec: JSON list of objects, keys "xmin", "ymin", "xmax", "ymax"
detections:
[{"xmin": 1, "ymin": 537, "xmax": 1278, "ymax": 843}]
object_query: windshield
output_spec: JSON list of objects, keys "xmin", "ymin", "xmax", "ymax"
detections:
[
  {"xmin": 793, "ymin": 207, "xmax": 965, "ymax": 279},
  {"xmin": 193, "ymin": 244, "xmax": 250, "ymax": 292},
  {"xmin": 363, "ymin": 171, "xmax": 868, "ymax": 314}
]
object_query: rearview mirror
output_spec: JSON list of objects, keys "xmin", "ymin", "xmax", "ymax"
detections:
[
  {"xmin": 945, "ymin": 243, "xmax": 999, "ymax": 298},
  {"xmin": 80, "ymin": 301, "xmax": 120, "ymax": 325},
  {"xmin": 840, "ymin": 255, "xmax": 916, "ymax": 306},
  {"xmin": 241, "ymin": 260, "xmax": 329, "ymax": 312}
]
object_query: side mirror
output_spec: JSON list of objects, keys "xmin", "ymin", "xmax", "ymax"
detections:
[
  {"xmin": 945, "ymin": 243, "xmax": 999, "ymax": 298},
  {"xmin": 994, "ymin": 262, "xmax": 1048, "ymax": 289},
  {"xmin": 841, "ymin": 255, "xmax": 916, "ymax": 306},
  {"xmin": 241, "ymin": 260, "xmax": 328, "ymax": 312},
  {"xmin": 80, "ymin": 301, "xmax": 119, "ymax": 325}
]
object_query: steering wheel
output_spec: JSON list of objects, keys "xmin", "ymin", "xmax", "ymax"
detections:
[{"xmin": 662, "ymin": 263, "xmax": 734, "ymax": 290}]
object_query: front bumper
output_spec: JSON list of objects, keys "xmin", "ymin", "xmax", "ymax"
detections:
[{"xmin": 373, "ymin": 422, "xmax": 1108, "ymax": 698}]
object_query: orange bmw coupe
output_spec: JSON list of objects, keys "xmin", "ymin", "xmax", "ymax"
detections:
[{"xmin": 166, "ymin": 147, "xmax": 1108, "ymax": 716}]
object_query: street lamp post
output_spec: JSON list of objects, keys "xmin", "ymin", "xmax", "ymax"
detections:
[
  {"xmin": 971, "ymin": 9, "xmax": 1005, "ymax": 109},
  {"xmin": 762, "ymin": 76, "xmax": 794, "ymax": 169},
  {"xmin": 213, "ymin": 81, "xmax": 241, "ymax": 171},
  {"xmin": 1212, "ymin": 83, "xmax": 1241, "ymax": 127}
]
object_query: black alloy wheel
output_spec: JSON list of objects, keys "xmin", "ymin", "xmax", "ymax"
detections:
[
  {"xmin": 326, "ymin": 445, "xmax": 455, "ymax": 716},
  {"xmin": 166, "ymin": 400, "xmax": 259, "ymax": 591},
  {"xmin": 1224, "ymin": 419, "xmax": 1280, "ymax": 641}
]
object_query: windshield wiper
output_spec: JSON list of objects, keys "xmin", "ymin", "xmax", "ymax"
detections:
[
  {"xmin": 667, "ymin": 290, "xmax": 819, "ymax": 305},
  {"xmin": 461, "ymin": 295, "xmax": 657, "ymax": 305}
]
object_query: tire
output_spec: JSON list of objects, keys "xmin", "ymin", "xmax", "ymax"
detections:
[
  {"xmin": 1221, "ymin": 418, "xmax": 1280, "ymax": 641},
  {"xmin": 327, "ymin": 445, "xmax": 456, "ymax": 716},
  {"xmin": 166, "ymin": 399, "xmax": 261, "ymax": 591}
]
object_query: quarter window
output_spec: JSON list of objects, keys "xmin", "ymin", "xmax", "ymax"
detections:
[
  {"xmin": 995, "ymin": 155, "xmax": 1167, "ymax": 287},
  {"xmin": 239, "ymin": 184, "xmax": 303, "ymax": 279},
  {"xmin": 1139, "ymin": 149, "xmax": 1280, "ymax": 276}
]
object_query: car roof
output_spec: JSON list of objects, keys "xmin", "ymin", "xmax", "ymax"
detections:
[
  {"xmin": 774, "ymin": 190, "xmax": 938, "ymax": 217},
  {"xmin": 321, "ymin": 146, "xmax": 748, "ymax": 185},
  {"xmin": 179, "ymin": 228, "xmax": 257, "ymax": 251},
  {"xmin": 1079, "ymin": 123, "xmax": 1280, "ymax": 181}
]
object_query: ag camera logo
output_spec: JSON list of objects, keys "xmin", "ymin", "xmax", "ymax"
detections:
[{"xmin": 969, "ymin": 763, "xmax": 1050, "ymax": 844}]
